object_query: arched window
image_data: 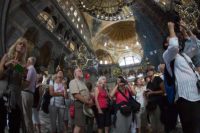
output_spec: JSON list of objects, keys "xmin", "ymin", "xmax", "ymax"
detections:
[
  {"xmin": 37, "ymin": 11, "xmax": 55, "ymax": 32},
  {"xmin": 118, "ymin": 53, "xmax": 142, "ymax": 66}
]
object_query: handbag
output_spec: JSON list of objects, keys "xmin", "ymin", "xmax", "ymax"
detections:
[
  {"xmin": 105, "ymin": 88, "xmax": 115, "ymax": 114},
  {"xmin": 0, "ymin": 80, "xmax": 8, "ymax": 98},
  {"xmin": 2, "ymin": 68, "xmax": 12, "ymax": 111},
  {"xmin": 69, "ymin": 102, "xmax": 75, "ymax": 119},
  {"xmin": 108, "ymin": 99, "xmax": 115, "ymax": 114},
  {"xmin": 118, "ymin": 88, "xmax": 141, "ymax": 116},
  {"xmin": 118, "ymin": 101, "xmax": 132, "ymax": 116},
  {"xmin": 180, "ymin": 53, "xmax": 200, "ymax": 92}
]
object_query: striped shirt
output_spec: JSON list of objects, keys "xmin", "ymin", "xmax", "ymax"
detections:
[{"xmin": 163, "ymin": 37, "xmax": 200, "ymax": 102}]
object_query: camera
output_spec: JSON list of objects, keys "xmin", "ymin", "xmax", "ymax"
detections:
[{"xmin": 117, "ymin": 76, "xmax": 128, "ymax": 84}]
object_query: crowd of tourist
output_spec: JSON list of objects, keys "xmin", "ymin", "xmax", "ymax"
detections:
[{"xmin": 0, "ymin": 12, "xmax": 200, "ymax": 133}]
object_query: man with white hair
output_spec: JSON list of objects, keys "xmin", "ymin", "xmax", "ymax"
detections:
[
  {"xmin": 69, "ymin": 67, "xmax": 93, "ymax": 133},
  {"xmin": 21, "ymin": 56, "xmax": 37, "ymax": 133}
]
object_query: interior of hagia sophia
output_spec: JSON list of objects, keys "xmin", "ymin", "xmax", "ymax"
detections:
[
  {"xmin": 1, "ymin": 1, "xmax": 200, "ymax": 133},
  {"xmin": 0, "ymin": 0, "xmax": 200, "ymax": 85}
]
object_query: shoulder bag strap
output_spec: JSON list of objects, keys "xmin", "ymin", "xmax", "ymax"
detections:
[
  {"xmin": 104, "ymin": 87, "xmax": 111, "ymax": 101},
  {"xmin": 117, "ymin": 87, "xmax": 130, "ymax": 101},
  {"xmin": 180, "ymin": 53, "xmax": 199, "ymax": 79}
]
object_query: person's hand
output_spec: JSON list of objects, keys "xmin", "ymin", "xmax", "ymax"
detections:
[
  {"xmin": 179, "ymin": 20, "xmax": 188, "ymax": 31},
  {"xmin": 85, "ymin": 99, "xmax": 93, "ymax": 107},
  {"xmin": 36, "ymin": 83, "xmax": 42, "ymax": 88},
  {"xmin": 98, "ymin": 109, "xmax": 103, "ymax": 114},
  {"xmin": 146, "ymin": 90, "xmax": 154, "ymax": 97},
  {"xmin": 64, "ymin": 90, "xmax": 68, "ymax": 98},
  {"xmin": 62, "ymin": 79, "xmax": 67, "ymax": 84},
  {"xmin": 127, "ymin": 82, "xmax": 132, "ymax": 87},
  {"xmin": 5, "ymin": 59, "xmax": 18, "ymax": 67}
]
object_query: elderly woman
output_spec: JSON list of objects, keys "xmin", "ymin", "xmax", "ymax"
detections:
[
  {"xmin": 49, "ymin": 70, "xmax": 68, "ymax": 133},
  {"xmin": 94, "ymin": 76, "xmax": 111, "ymax": 133},
  {"xmin": 0, "ymin": 37, "xmax": 27, "ymax": 133},
  {"xmin": 110, "ymin": 76, "xmax": 136, "ymax": 133}
]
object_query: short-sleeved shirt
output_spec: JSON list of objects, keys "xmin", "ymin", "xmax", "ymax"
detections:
[
  {"xmin": 69, "ymin": 79, "xmax": 90, "ymax": 101},
  {"xmin": 146, "ymin": 76, "xmax": 163, "ymax": 104},
  {"xmin": 26, "ymin": 65, "xmax": 37, "ymax": 93},
  {"xmin": 146, "ymin": 76, "xmax": 163, "ymax": 92}
]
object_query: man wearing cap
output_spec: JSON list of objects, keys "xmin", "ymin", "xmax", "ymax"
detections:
[{"xmin": 69, "ymin": 68, "xmax": 93, "ymax": 133}]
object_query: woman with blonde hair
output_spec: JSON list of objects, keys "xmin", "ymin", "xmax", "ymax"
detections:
[
  {"xmin": 0, "ymin": 37, "xmax": 28, "ymax": 133},
  {"xmin": 94, "ymin": 76, "xmax": 111, "ymax": 133}
]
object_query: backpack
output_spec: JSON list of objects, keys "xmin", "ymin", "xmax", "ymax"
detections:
[
  {"xmin": 164, "ymin": 59, "xmax": 176, "ymax": 104},
  {"xmin": 40, "ymin": 88, "xmax": 52, "ymax": 114}
]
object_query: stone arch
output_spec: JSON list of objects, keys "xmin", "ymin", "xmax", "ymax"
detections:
[
  {"xmin": 95, "ymin": 49, "xmax": 114, "ymax": 64},
  {"xmin": 43, "ymin": 6, "xmax": 53, "ymax": 14},
  {"xmin": 23, "ymin": 27, "xmax": 39, "ymax": 44},
  {"xmin": 23, "ymin": 27, "xmax": 39, "ymax": 57},
  {"xmin": 37, "ymin": 41, "xmax": 52, "ymax": 67}
]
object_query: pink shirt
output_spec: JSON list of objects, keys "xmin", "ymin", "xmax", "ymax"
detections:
[
  {"xmin": 97, "ymin": 87, "xmax": 108, "ymax": 109},
  {"xmin": 115, "ymin": 89, "xmax": 129, "ymax": 104}
]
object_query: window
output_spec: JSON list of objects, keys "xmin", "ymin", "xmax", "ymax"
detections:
[
  {"xmin": 37, "ymin": 12, "xmax": 55, "ymax": 32},
  {"xmin": 70, "ymin": 6, "xmax": 74, "ymax": 11},
  {"xmin": 74, "ymin": 10, "xmax": 78, "ymax": 17},
  {"xmin": 118, "ymin": 54, "xmax": 142, "ymax": 66}
]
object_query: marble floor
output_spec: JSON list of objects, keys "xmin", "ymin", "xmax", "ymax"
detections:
[{"xmin": 5, "ymin": 110, "xmax": 183, "ymax": 133}]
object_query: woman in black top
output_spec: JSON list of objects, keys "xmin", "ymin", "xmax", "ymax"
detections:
[{"xmin": 0, "ymin": 37, "xmax": 27, "ymax": 133}]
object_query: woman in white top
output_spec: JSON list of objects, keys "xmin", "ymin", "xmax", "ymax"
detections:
[{"xmin": 49, "ymin": 70, "xmax": 68, "ymax": 133}]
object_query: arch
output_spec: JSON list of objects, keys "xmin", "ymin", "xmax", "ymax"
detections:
[
  {"xmin": 95, "ymin": 49, "xmax": 114, "ymax": 64},
  {"xmin": 37, "ymin": 41, "xmax": 53, "ymax": 67},
  {"xmin": 23, "ymin": 27, "xmax": 39, "ymax": 44},
  {"xmin": 118, "ymin": 52, "xmax": 142, "ymax": 66},
  {"xmin": 37, "ymin": 11, "xmax": 56, "ymax": 32},
  {"xmin": 95, "ymin": 20, "xmax": 136, "ymax": 41},
  {"xmin": 52, "ymin": 16, "xmax": 58, "ymax": 25},
  {"xmin": 55, "ymin": 22, "xmax": 67, "ymax": 35},
  {"xmin": 43, "ymin": 6, "xmax": 52, "ymax": 14}
]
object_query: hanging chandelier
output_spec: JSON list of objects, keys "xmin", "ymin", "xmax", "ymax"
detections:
[{"xmin": 76, "ymin": 0, "xmax": 135, "ymax": 21}]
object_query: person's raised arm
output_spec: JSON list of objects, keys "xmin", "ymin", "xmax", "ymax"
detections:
[
  {"xmin": 163, "ymin": 22, "xmax": 179, "ymax": 75},
  {"xmin": 110, "ymin": 84, "xmax": 118, "ymax": 98}
]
